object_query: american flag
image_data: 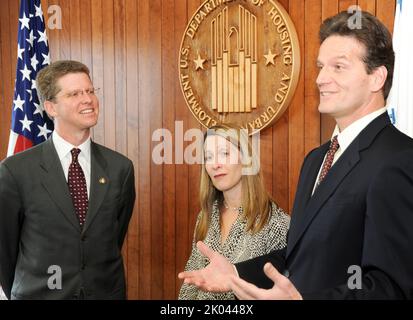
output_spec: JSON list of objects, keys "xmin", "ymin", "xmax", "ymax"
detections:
[
  {"xmin": 386, "ymin": 0, "xmax": 413, "ymax": 138},
  {"xmin": 7, "ymin": 0, "xmax": 54, "ymax": 156}
]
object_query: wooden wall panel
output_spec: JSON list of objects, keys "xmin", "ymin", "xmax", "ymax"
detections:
[
  {"xmin": 137, "ymin": 0, "xmax": 154, "ymax": 299},
  {"xmin": 125, "ymin": 0, "xmax": 140, "ymax": 299},
  {"xmin": 320, "ymin": 0, "xmax": 339, "ymax": 143},
  {"xmin": 358, "ymin": 0, "xmax": 376, "ymax": 14},
  {"xmin": 0, "ymin": 0, "xmax": 396, "ymax": 299},
  {"xmin": 90, "ymin": 0, "xmax": 104, "ymax": 143},
  {"xmin": 376, "ymin": 0, "xmax": 396, "ymax": 33},
  {"xmin": 185, "ymin": 0, "xmax": 203, "ymax": 299},
  {"xmin": 59, "ymin": 0, "xmax": 71, "ymax": 60},
  {"xmin": 174, "ymin": 0, "xmax": 190, "ymax": 298},
  {"xmin": 147, "ymin": 0, "xmax": 163, "ymax": 300},
  {"xmin": 0, "ymin": 0, "xmax": 13, "ymax": 159},
  {"xmin": 69, "ymin": 0, "xmax": 81, "ymax": 62},
  {"xmin": 271, "ymin": 0, "xmax": 290, "ymax": 213},
  {"xmin": 340, "ymin": 0, "xmax": 357, "ymax": 11},
  {"xmin": 288, "ymin": 0, "xmax": 305, "ymax": 210},
  {"xmin": 304, "ymin": 0, "xmax": 322, "ymax": 155},
  {"xmin": 161, "ymin": 0, "xmax": 177, "ymax": 300},
  {"xmin": 80, "ymin": 0, "xmax": 93, "ymax": 69}
]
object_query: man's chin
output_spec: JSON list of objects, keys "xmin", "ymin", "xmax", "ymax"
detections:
[
  {"xmin": 81, "ymin": 119, "xmax": 98, "ymax": 129},
  {"xmin": 317, "ymin": 105, "xmax": 330, "ymax": 114}
]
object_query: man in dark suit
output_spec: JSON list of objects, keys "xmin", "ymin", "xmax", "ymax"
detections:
[
  {"xmin": 178, "ymin": 11, "xmax": 413, "ymax": 299},
  {"xmin": 0, "ymin": 60, "xmax": 136, "ymax": 299}
]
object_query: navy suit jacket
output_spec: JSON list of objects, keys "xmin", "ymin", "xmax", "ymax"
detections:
[{"xmin": 237, "ymin": 113, "xmax": 413, "ymax": 299}]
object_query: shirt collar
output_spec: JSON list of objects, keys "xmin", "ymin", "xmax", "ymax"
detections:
[
  {"xmin": 52, "ymin": 131, "xmax": 91, "ymax": 162},
  {"xmin": 331, "ymin": 107, "xmax": 387, "ymax": 152}
]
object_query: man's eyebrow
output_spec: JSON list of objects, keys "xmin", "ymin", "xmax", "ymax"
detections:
[
  {"xmin": 317, "ymin": 55, "xmax": 350, "ymax": 64},
  {"xmin": 335, "ymin": 55, "xmax": 350, "ymax": 60}
]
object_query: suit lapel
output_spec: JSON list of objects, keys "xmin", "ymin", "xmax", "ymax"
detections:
[
  {"xmin": 285, "ymin": 143, "xmax": 330, "ymax": 258},
  {"xmin": 40, "ymin": 139, "xmax": 81, "ymax": 232},
  {"xmin": 296, "ymin": 145, "xmax": 329, "ymax": 210},
  {"xmin": 82, "ymin": 142, "xmax": 109, "ymax": 234},
  {"xmin": 286, "ymin": 113, "xmax": 391, "ymax": 259},
  {"xmin": 286, "ymin": 144, "xmax": 360, "ymax": 257}
]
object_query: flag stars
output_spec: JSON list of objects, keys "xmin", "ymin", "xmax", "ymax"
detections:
[
  {"xmin": 31, "ymin": 54, "xmax": 39, "ymax": 71},
  {"xmin": 13, "ymin": 95, "xmax": 25, "ymax": 112},
  {"xmin": 20, "ymin": 64, "xmax": 32, "ymax": 81},
  {"xmin": 10, "ymin": 3, "xmax": 53, "ymax": 153},
  {"xmin": 26, "ymin": 30, "xmax": 37, "ymax": 47},
  {"xmin": 33, "ymin": 102, "xmax": 44, "ymax": 117},
  {"xmin": 37, "ymin": 123, "xmax": 52, "ymax": 140},
  {"xmin": 35, "ymin": 4, "xmax": 44, "ymax": 22},
  {"xmin": 42, "ymin": 53, "xmax": 50, "ymax": 66},
  {"xmin": 20, "ymin": 115, "xmax": 33, "ymax": 132},
  {"xmin": 37, "ymin": 30, "xmax": 48, "ymax": 45},
  {"xmin": 19, "ymin": 13, "xmax": 30, "ymax": 30},
  {"xmin": 26, "ymin": 89, "xmax": 33, "ymax": 102},
  {"xmin": 17, "ymin": 44, "xmax": 25, "ymax": 60}
]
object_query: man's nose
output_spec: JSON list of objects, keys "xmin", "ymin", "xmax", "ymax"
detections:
[
  {"xmin": 316, "ymin": 66, "xmax": 331, "ymax": 87},
  {"xmin": 80, "ymin": 91, "xmax": 93, "ymax": 103}
]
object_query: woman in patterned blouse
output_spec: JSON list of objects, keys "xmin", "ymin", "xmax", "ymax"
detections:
[{"xmin": 179, "ymin": 123, "xmax": 290, "ymax": 300}]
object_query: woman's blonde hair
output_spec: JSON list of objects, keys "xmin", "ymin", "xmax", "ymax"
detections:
[{"xmin": 195, "ymin": 123, "xmax": 273, "ymax": 241}]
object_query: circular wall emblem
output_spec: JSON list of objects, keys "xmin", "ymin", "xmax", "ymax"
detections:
[{"xmin": 179, "ymin": 0, "xmax": 300, "ymax": 134}]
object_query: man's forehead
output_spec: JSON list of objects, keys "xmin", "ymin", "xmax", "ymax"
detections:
[
  {"xmin": 317, "ymin": 36, "xmax": 366, "ymax": 61},
  {"xmin": 57, "ymin": 72, "xmax": 92, "ymax": 88}
]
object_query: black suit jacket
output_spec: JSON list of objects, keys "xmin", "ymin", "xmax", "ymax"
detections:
[
  {"xmin": 0, "ymin": 139, "xmax": 135, "ymax": 299},
  {"xmin": 237, "ymin": 113, "xmax": 413, "ymax": 299}
]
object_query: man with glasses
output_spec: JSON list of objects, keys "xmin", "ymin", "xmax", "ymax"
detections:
[{"xmin": 0, "ymin": 60, "xmax": 136, "ymax": 299}]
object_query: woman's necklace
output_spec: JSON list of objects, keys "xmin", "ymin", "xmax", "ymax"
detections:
[{"xmin": 223, "ymin": 200, "xmax": 242, "ymax": 212}]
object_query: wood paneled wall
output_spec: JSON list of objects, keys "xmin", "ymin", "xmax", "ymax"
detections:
[{"xmin": 0, "ymin": 0, "xmax": 395, "ymax": 299}]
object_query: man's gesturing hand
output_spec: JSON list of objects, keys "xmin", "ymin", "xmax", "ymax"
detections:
[{"xmin": 178, "ymin": 241, "xmax": 236, "ymax": 293}]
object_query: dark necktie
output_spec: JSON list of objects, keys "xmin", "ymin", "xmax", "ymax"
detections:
[
  {"xmin": 68, "ymin": 148, "xmax": 88, "ymax": 227},
  {"xmin": 316, "ymin": 135, "xmax": 340, "ymax": 187}
]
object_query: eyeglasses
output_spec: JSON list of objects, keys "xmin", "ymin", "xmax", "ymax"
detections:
[{"xmin": 57, "ymin": 87, "xmax": 100, "ymax": 99}]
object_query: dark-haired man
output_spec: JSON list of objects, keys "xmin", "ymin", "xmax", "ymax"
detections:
[
  {"xmin": 0, "ymin": 60, "xmax": 135, "ymax": 299},
  {"xmin": 179, "ymin": 11, "xmax": 413, "ymax": 299}
]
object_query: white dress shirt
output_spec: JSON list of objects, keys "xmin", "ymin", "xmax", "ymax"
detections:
[
  {"xmin": 52, "ymin": 131, "xmax": 91, "ymax": 198},
  {"xmin": 312, "ymin": 107, "xmax": 388, "ymax": 194}
]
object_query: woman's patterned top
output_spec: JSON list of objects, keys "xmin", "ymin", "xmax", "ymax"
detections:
[{"xmin": 179, "ymin": 201, "xmax": 290, "ymax": 300}]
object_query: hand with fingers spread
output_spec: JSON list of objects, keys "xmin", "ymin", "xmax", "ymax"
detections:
[
  {"xmin": 178, "ymin": 241, "xmax": 237, "ymax": 293},
  {"xmin": 229, "ymin": 262, "xmax": 303, "ymax": 300}
]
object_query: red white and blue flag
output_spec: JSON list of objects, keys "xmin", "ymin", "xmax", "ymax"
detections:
[
  {"xmin": 7, "ymin": 0, "xmax": 53, "ymax": 157},
  {"xmin": 386, "ymin": 0, "xmax": 413, "ymax": 138}
]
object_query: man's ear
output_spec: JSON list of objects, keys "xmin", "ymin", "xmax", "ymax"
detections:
[
  {"xmin": 43, "ymin": 100, "xmax": 57, "ymax": 119},
  {"xmin": 370, "ymin": 65, "xmax": 388, "ymax": 94}
]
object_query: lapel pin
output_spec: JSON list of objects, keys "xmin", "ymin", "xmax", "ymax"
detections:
[{"xmin": 99, "ymin": 177, "xmax": 107, "ymax": 184}]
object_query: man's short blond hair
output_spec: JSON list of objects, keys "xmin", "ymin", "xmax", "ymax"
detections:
[{"xmin": 36, "ymin": 60, "xmax": 91, "ymax": 106}]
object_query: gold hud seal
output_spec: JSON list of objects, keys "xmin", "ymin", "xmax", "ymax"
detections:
[{"xmin": 179, "ymin": 0, "xmax": 300, "ymax": 134}]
